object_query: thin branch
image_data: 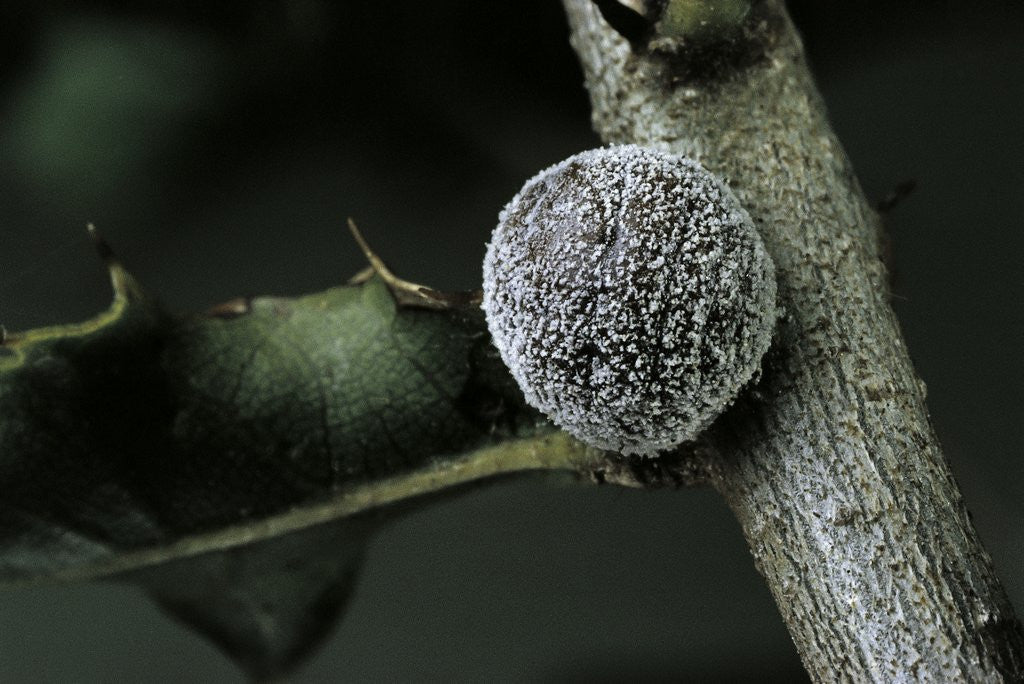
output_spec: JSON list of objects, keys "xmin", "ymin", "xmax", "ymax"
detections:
[{"xmin": 562, "ymin": 0, "xmax": 1024, "ymax": 679}]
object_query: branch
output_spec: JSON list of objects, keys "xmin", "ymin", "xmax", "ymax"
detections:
[{"xmin": 561, "ymin": 0, "xmax": 1024, "ymax": 679}]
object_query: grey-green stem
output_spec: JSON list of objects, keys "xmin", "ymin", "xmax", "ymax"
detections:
[{"xmin": 562, "ymin": 0, "xmax": 1023, "ymax": 679}]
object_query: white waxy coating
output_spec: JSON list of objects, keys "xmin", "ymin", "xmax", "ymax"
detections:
[{"xmin": 482, "ymin": 145, "xmax": 777, "ymax": 455}]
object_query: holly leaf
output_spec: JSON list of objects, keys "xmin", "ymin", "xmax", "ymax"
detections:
[{"xmin": 0, "ymin": 232, "xmax": 598, "ymax": 678}]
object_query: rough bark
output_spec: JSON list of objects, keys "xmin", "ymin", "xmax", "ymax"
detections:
[{"xmin": 562, "ymin": 0, "xmax": 1024, "ymax": 680}]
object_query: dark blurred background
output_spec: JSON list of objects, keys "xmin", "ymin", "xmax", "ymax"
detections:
[{"xmin": 0, "ymin": 1, "xmax": 1020, "ymax": 681}]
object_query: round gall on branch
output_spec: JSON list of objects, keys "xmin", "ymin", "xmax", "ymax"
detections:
[{"xmin": 482, "ymin": 145, "xmax": 777, "ymax": 455}]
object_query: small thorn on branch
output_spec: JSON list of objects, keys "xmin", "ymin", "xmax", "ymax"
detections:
[
  {"xmin": 86, "ymin": 223, "xmax": 118, "ymax": 266},
  {"xmin": 86, "ymin": 223, "xmax": 149, "ymax": 304},
  {"xmin": 345, "ymin": 218, "xmax": 480, "ymax": 310},
  {"xmin": 347, "ymin": 266, "xmax": 376, "ymax": 286},
  {"xmin": 346, "ymin": 218, "xmax": 402, "ymax": 287},
  {"xmin": 206, "ymin": 297, "xmax": 253, "ymax": 320}
]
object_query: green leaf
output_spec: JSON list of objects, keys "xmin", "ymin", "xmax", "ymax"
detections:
[
  {"xmin": 133, "ymin": 517, "xmax": 373, "ymax": 682},
  {"xmin": 0, "ymin": 238, "xmax": 600, "ymax": 677}
]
